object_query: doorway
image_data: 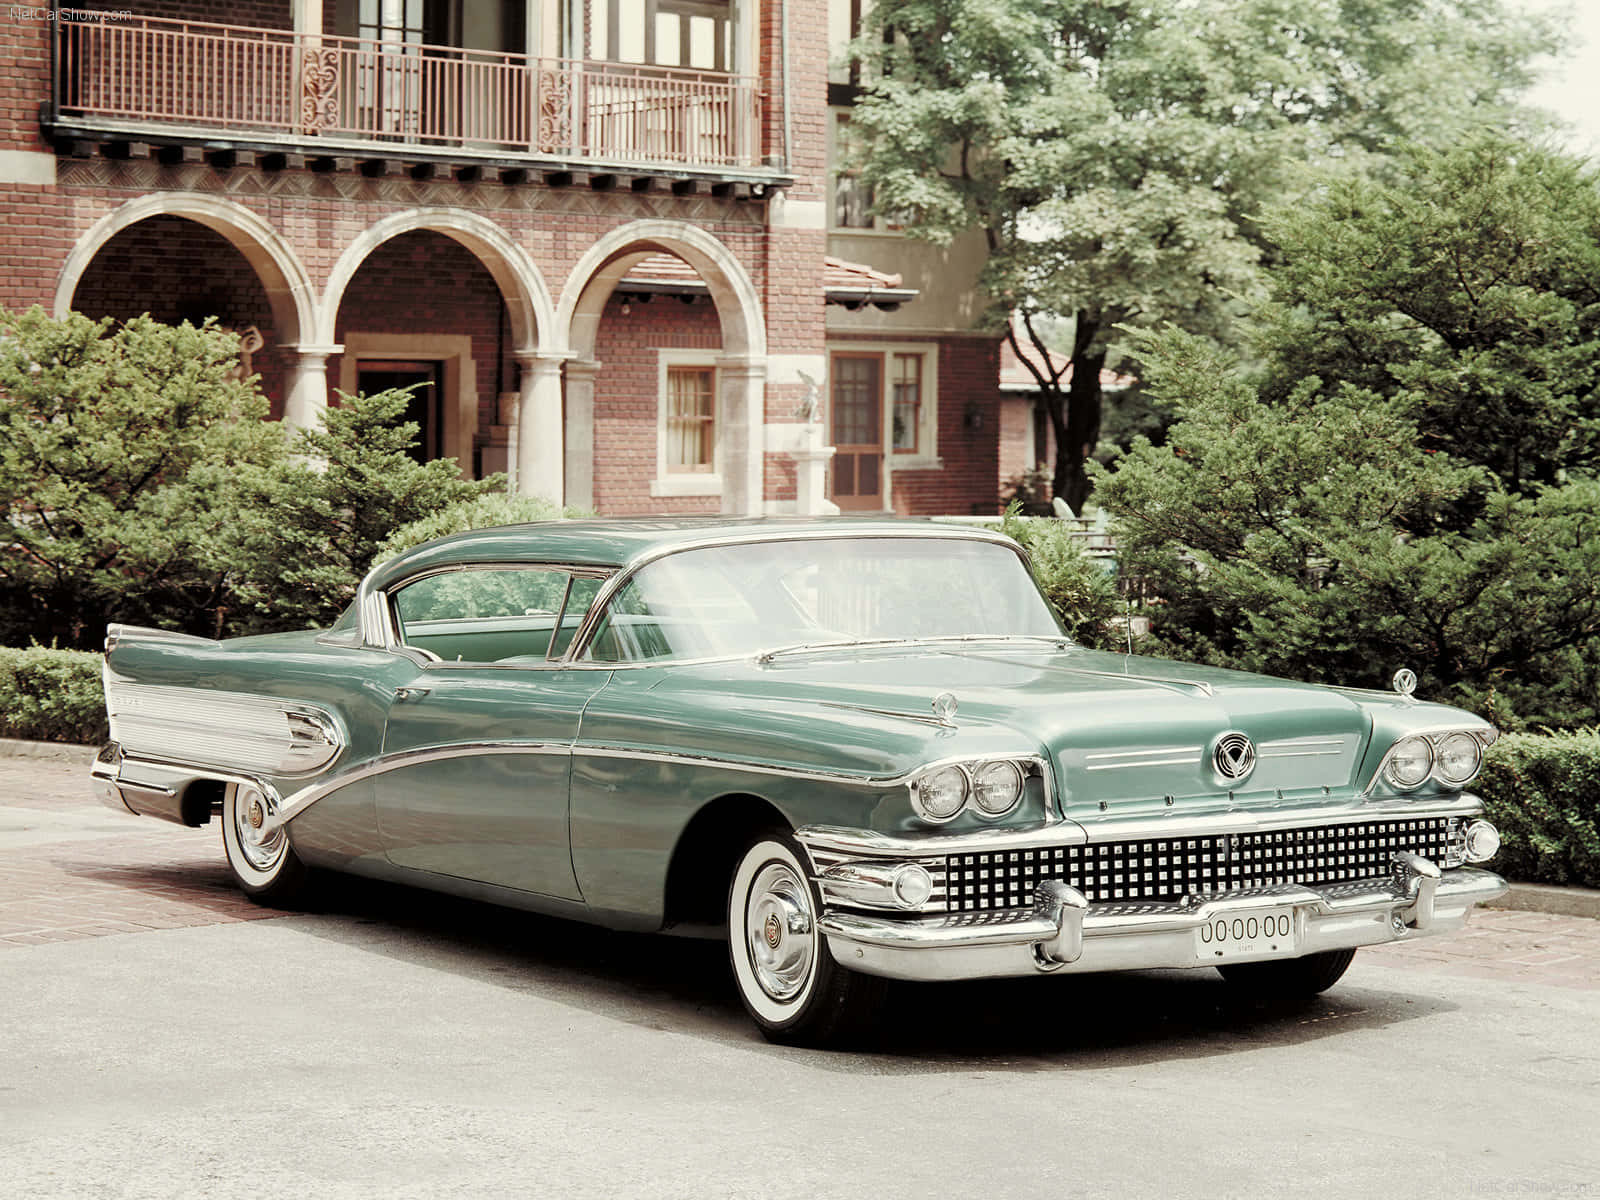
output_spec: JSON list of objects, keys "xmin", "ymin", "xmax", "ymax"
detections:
[{"xmin": 358, "ymin": 360, "xmax": 446, "ymax": 465}]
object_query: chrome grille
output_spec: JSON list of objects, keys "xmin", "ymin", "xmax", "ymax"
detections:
[{"xmin": 944, "ymin": 818, "xmax": 1454, "ymax": 912}]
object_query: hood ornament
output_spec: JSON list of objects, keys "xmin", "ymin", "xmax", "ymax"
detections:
[
  {"xmin": 1392, "ymin": 668, "xmax": 1418, "ymax": 703},
  {"xmin": 931, "ymin": 692, "xmax": 959, "ymax": 728}
]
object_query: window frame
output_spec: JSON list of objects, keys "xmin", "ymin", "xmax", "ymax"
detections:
[
  {"xmin": 825, "ymin": 342, "xmax": 941, "ymax": 477},
  {"xmin": 651, "ymin": 350, "xmax": 723, "ymax": 498}
]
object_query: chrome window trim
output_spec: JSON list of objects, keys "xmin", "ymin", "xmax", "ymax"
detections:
[
  {"xmin": 564, "ymin": 529, "xmax": 1051, "ymax": 666},
  {"xmin": 364, "ymin": 561, "xmax": 617, "ymax": 667}
]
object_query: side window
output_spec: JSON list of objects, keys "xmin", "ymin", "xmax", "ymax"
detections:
[{"xmin": 392, "ymin": 566, "xmax": 599, "ymax": 664}]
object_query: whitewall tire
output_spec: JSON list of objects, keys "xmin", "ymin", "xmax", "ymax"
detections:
[
  {"xmin": 727, "ymin": 831, "xmax": 884, "ymax": 1045},
  {"xmin": 221, "ymin": 781, "xmax": 312, "ymax": 906}
]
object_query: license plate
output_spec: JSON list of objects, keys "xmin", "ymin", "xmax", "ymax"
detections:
[{"xmin": 1194, "ymin": 908, "xmax": 1299, "ymax": 962}]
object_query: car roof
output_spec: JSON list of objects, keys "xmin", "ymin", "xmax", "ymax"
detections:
[{"xmin": 364, "ymin": 517, "xmax": 1016, "ymax": 590}]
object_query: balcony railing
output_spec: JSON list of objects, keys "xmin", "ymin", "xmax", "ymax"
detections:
[{"xmin": 54, "ymin": 15, "xmax": 764, "ymax": 170}]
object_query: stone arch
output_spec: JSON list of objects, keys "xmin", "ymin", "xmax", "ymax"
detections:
[
  {"xmin": 556, "ymin": 221, "xmax": 768, "ymax": 514},
  {"xmin": 317, "ymin": 208, "xmax": 555, "ymax": 351},
  {"xmin": 556, "ymin": 219, "xmax": 765, "ymax": 360},
  {"xmin": 54, "ymin": 193, "xmax": 316, "ymax": 348}
]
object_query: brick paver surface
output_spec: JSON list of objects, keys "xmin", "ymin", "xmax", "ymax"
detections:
[
  {"xmin": 3, "ymin": 755, "xmax": 1598, "ymax": 989},
  {"xmin": 0, "ymin": 757, "xmax": 278, "ymax": 947}
]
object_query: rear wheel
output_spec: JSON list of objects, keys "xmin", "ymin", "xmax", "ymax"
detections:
[
  {"xmin": 221, "ymin": 781, "xmax": 312, "ymax": 907},
  {"xmin": 1217, "ymin": 948, "xmax": 1356, "ymax": 997},
  {"xmin": 728, "ymin": 831, "xmax": 885, "ymax": 1046}
]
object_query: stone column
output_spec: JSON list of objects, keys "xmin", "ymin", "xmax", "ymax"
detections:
[
  {"xmin": 716, "ymin": 355, "xmax": 766, "ymax": 516},
  {"xmin": 562, "ymin": 359, "xmax": 600, "ymax": 512},
  {"xmin": 514, "ymin": 351, "xmax": 568, "ymax": 504},
  {"xmin": 283, "ymin": 344, "xmax": 339, "ymax": 430}
]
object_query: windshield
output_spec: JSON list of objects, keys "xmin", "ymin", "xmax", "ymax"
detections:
[{"xmin": 583, "ymin": 536, "xmax": 1062, "ymax": 663}]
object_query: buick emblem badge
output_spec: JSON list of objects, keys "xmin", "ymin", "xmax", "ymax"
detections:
[{"xmin": 1213, "ymin": 733, "xmax": 1256, "ymax": 782}]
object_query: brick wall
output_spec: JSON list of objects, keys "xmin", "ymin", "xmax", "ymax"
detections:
[
  {"xmin": 886, "ymin": 336, "xmax": 1005, "ymax": 517},
  {"xmin": 328, "ymin": 229, "xmax": 511, "ymax": 449},
  {"xmin": 2, "ymin": 16, "xmax": 50, "ymax": 154},
  {"xmin": 590, "ymin": 291, "xmax": 723, "ymax": 515},
  {"xmin": 121, "ymin": 1, "xmax": 293, "ymax": 27},
  {"xmin": 71, "ymin": 214, "xmax": 291, "ymax": 417}
]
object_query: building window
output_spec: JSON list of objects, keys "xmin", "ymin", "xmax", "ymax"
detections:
[
  {"xmin": 832, "ymin": 113, "xmax": 875, "ymax": 229},
  {"xmin": 891, "ymin": 353, "xmax": 922, "ymax": 453},
  {"xmin": 589, "ymin": 0, "xmax": 732, "ymax": 70},
  {"xmin": 652, "ymin": 352, "xmax": 721, "ymax": 498},
  {"xmin": 667, "ymin": 365, "xmax": 716, "ymax": 473}
]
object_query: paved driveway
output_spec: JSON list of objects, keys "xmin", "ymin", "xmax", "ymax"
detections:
[{"xmin": 3, "ymin": 756, "xmax": 1598, "ymax": 1199}]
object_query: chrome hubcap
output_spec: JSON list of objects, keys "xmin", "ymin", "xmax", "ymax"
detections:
[
  {"xmin": 746, "ymin": 861, "xmax": 815, "ymax": 1003},
  {"xmin": 234, "ymin": 786, "xmax": 285, "ymax": 872}
]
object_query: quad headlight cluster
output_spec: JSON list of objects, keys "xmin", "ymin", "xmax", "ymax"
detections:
[
  {"xmin": 908, "ymin": 758, "xmax": 1031, "ymax": 823},
  {"xmin": 1381, "ymin": 730, "xmax": 1490, "ymax": 792}
]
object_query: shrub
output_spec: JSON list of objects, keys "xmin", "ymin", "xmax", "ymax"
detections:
[
  {"xmin": 998, "ymin": 508, "xmax": 1122, "ymax": 649},
  {"xmin": 1476, "ymin": 730, "xmax": 1600, "ymax": 890},
  {"xmin": 221, "ymin": 389, "xmax": 502, "ymax": 633},
  {"xmin": 374, "ymin": 492, "xmax": 590, "ymax": 563},
  {"xmin": 0, "ymin": 307, "xmax": 283, "ymax": 649},
  {"xmin": 0, "ymin": 646, "xmax": 107, "ymax": 745}
]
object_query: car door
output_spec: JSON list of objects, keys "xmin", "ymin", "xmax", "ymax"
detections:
[{"xmin": 372, "ymin": 565, "xmax": 609, "ymax": 901}]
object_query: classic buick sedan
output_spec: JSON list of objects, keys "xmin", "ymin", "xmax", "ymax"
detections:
[{"xmin": 92, "ymin": 519, "xmax": 1507, "ymax": 1044}]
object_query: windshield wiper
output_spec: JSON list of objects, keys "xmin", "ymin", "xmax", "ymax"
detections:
[
  {"xmin": 755, "ymin": 637, "xmax": 919, "ymax": 665},
  {"xmin": 755, "ymin": 634, "xmax": 1068, "ymax": 665}
]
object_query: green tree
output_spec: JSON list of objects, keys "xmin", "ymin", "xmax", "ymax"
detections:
[
  {"xmin": 1255, "ymin": 138, "xmax": 1600, "ymax": 496},
  {"xmin": 1095, "ymin": 139, "xmax": 1600, "ymax": 728},
  {"xmin": 0, "ymin": 307, "xmax": 284, "ymax": 647},
  {"xmin": 845, "ymin": 0, "xmax": 1557, "ymax": 513},
  {"xmin": 222, "ymin": 388, "xmax": 500, "ymax": 633}
]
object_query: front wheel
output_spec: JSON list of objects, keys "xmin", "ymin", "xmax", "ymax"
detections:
[
  {"xmin": 728, "ymin": 832, "xmax": 885, "ymax": 1046},
  {"xmin": 1217, "ymin": 948, "xmax": 1356, "ymax": 998},
  {"xmin": 221, "ymin": 781, "xmax": 312, "ymax": 907}
]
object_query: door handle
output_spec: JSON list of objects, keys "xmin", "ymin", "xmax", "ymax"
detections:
[{"xmin": 393, "ymin": 686, "xmax": 431, "ymax": 702}]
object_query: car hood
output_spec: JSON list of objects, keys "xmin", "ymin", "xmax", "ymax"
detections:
[{"xmin": 658, "ymin": 643, "xmax": 1376, "ymax": 815}]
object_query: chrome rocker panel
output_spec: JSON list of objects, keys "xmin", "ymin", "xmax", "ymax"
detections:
[{"xmin": 817, "ymin": 857, "xmax": 1509, "ymax": 983}]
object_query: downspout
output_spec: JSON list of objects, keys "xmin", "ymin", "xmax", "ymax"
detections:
[{"xmin": 780, "ymin": 0, "xmax": 791, "ymax": 170}]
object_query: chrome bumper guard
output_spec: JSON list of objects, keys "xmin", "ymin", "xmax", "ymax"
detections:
[{"xmin": 817, "ymin": 854, "xmax": 1508, "ymax": 983}]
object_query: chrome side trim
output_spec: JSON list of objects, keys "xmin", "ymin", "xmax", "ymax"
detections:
[
  {"xmin": 269, "ymin": 740, "xmax": 570, "ymax": 828},
  {"xmin": 1258, "ymin": 737, "xmax": 1349, "ymax": 759},
  {"xmin": 105, "ymin": 623, "xmax": 218, "ymax": 652},
  {"xmin": 1084, "ymin": 746, "xmax": 1203, "ymax": 772},
  {"xmin": 103, "ymin": 678, "xmax": 347, "ymax": 778}
]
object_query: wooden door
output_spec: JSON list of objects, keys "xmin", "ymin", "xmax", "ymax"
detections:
[{"xmin": 829, "ymin": 352, "xmax": 883, "ymax": 511}]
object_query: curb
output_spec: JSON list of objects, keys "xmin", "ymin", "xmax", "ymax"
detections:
[
  {"xmin": 1488, "ymin": 882, "xmax": 1600, "ymax": 921},
  {"xmin": 0, "ymin": 738, "xmax": 97, "ymax": 765},
  {"xmin": 0, "ymin": 742, "xmax": 1596, "ymax": 920}
]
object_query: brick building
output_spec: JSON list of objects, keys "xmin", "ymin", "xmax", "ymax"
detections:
[{"xmin": 0, "ymin": 1, "xmax": 1009, "ymax": 516}]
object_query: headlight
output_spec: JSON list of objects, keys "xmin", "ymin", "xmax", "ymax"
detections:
[
  {"xmin": 912, "ymin": 765, "xmax": 968, "ymax": 822},
  {"xmin": 971, "ymin": 760, "xmax": 1025, "ymax": 817},
  {"xmin": 1384, "ymin": 735, "xmax": 1434, "ymax": 790},
  {"xmin": 1434, "ymin": 732, "xmax": 1483, "ymax": 786}
]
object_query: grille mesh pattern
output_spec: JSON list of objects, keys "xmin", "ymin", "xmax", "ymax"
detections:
[{"xmin": 945, "ymin": 818, "xmax": 1453, "ymax": 911}]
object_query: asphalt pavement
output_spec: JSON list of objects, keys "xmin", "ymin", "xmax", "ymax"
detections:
[{"xmin": 3, "ymin": 755, "xmax": 1598, "ymax": 1200}]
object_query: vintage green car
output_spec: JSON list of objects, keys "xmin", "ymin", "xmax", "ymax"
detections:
[{"xmin": 92, "ymin": 519, "xmax": 1507, "ymax": 1044}]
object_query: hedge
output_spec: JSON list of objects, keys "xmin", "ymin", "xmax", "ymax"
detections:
[
  {"xmin": 0, "ymin": 645, "xmax": 107, "ymax": 745},
  {"xmin": 1476, "ymin": 730, "xmax": 1600, "ymax": 890}
]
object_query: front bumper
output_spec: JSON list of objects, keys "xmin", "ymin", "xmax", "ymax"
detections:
[{"xmin": 815, "ymin": 856, "xmax": 1507, "ymax": 983}]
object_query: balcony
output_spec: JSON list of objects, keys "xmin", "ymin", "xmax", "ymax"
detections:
[{"xmin": 49, "ymin": 15, "xmax": 770, "ymax": 182}]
